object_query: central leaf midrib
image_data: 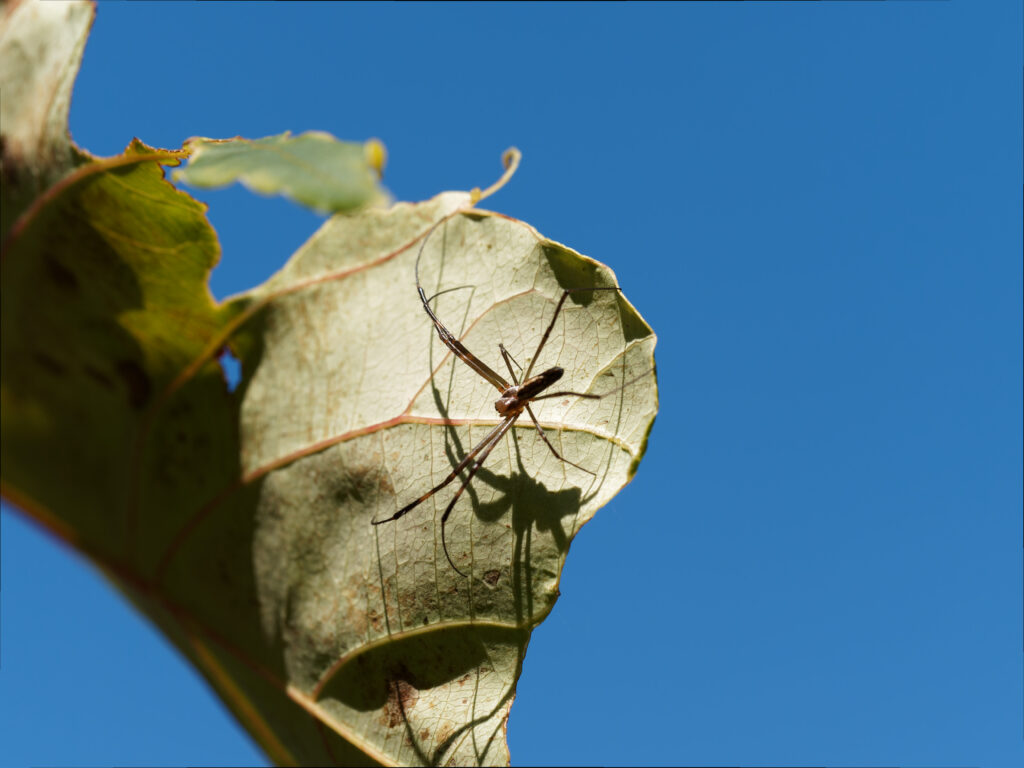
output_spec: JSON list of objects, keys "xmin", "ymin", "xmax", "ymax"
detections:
[{"xmin": 241, "ymin": 411, "xmax": 634, "ymax": 487}]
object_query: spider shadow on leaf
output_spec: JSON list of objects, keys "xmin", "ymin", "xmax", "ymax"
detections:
[
  {"xmin": 426, "ymin": 303, "xmax": 614, "ymax": 618},
  {"xmin": 397, "ymin": 219, "xmax": 626, "ymax": 582}
]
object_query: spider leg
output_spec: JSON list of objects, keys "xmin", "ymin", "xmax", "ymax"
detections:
[
  {"xmin": 524, "ymin": 287, "xmax": 622, "ymax": 379},
  {"xmin": 417, "ymin": 286, "xmax": 510, "ymax": 392},
  {"xmin": 440, "ymin": 414, "xmax": 519, "ymax": 576},
  {"xmin": 498, "ymin": 343, "xmax": 521, "ymax": 385},
  {"xmin": 524, "ymin": 403, "xmax": 595, "ymax": 476},
  {"xmin": 499, "ymin": 343, "xmax": 525, "ymax": 377},
  {"xmin": 424, "ymin": 284, "xmax": 473, "ymax": 306},
  {"xmin": 529, "ymin": 367, "xmax": 656, "ymax": 404},
  {"xmin": 523, "ymin": 367, "xmax": 656, "ymax": 475},
  {"xmin": 413, "ymin": 219, "xmax": 509, "ymax": 392},
  {"xmin": 372, "ymin": 417, "xmax": 512, "ymax": 525}
]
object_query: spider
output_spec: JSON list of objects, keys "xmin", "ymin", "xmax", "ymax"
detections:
[{"xmin": 372, "ymin": 215, "xmax": 638, "ymax": 576}]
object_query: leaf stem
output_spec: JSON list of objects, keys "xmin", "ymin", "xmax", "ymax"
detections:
[{"xmin": 471, "ymin": 147, "xmax": 521, "ymax": 205}]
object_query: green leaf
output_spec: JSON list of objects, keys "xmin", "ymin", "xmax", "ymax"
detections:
[
  {"xmin": 1, "ymin": 139, "xmax": 224, "ymax": 550},
  {"xmin": 175, "ymin": 132, "xmax": 387, "ymax": 213},
  {"xmin": 1, "ymin": 140, "xmax": 347, "ymax": 766}
]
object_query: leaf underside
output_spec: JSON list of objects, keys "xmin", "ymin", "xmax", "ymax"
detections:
[
  {"xmin": 3, "ymin": 162, "xmax": 658, "ymax": 763},
  {"xmin": 1, "ymin": 7, "xmax": 658, "ymax": 761},
  {"xmin": 229, "ymin": 192, "xmax": 658, "ymax": 763}
]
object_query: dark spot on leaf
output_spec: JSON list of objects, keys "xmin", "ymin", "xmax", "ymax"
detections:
[
  {"xmin": 419, "ymin": 728, "xmax": 430, "ymax": 742},
  {"xmin": 381, "ymin": 677, "xmax": 418, "ymax": 728},
  {"xmin": 1, "ymin": 134, "xmax": 19, "ymax": 186},
  {"xmin": 115, "ymin": 359, "xmax": 150, "ymax": 408},
  {"xmin": 44, "ymin": 256, "xmax": 78, "ymax": 293},
  {"xmin": 83, "ymin": 364, "xmax": 114, "ymax": 390},
  {"xmin": 482, "ymin": 569, "xmax": 501, "ymax": 586},
  {"xmin": 33, "ymin": 352, "xmax": 66, "ymax": 377}
]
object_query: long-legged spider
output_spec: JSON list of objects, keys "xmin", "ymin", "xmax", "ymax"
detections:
[{"xmin": 373, "ymin": 217, "xmax": 639, "ymax": 576}]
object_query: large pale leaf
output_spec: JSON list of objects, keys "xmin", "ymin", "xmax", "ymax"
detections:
[{"xmin": 200, "ymin": 191, "xmax": 659, "ymax": 764}]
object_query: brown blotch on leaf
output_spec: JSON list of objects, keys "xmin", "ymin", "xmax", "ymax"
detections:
[
  {"xmin": 381, "ymin": 676, "xmax": 419, "ymax": 729},
  {"xmin": 115, "ymin": 359, "xmax": 150, "ymax": 409},
  {"xmin": 83, "ymin": 364, "xmax": 114, "ymax": 391},
  {"xmin": 44, "ymin": 256, "xmax": 78, "ymax": 293},
  {"xmin": 436, "ymin": 723, "xmax": 455, "ymax": 746},
  {"xmin": 482, "ymin": 569, "xmax": 501, "ymax": 587},
  {"xmin": 33, "ymin": 352, "xmax": 66, "ymax": 377},
  {"xmin": 368, "ymin": 610, "xmax": 383, "ymax": 633}
]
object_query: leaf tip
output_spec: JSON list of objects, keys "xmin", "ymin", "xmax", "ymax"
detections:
[{"xmin": 364, "ymin": 138, "xmax": 387, "ymax": 179}]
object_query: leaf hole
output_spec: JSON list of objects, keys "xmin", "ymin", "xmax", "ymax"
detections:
[{"xmin": 218, "ymin": 347, "xmax": 241, "ymax": 392}]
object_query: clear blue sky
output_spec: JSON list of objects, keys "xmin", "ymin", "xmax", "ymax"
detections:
[{"xmin": 2, "ymin": 2, "xmax": 1021, "ymax": 766}]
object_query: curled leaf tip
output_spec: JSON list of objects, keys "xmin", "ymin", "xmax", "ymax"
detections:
[
  {"xmin": 502, "ymin": 146, "xmax": 521, "ymax": 170},
  {"xmin": 474, "ymin": 147, "xmax": 523, "ymax": 205}
]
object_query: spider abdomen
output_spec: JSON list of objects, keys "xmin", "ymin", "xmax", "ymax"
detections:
[{"xmin": 494, "ymin": 366, "xmax": 564, "ymax": 416}]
